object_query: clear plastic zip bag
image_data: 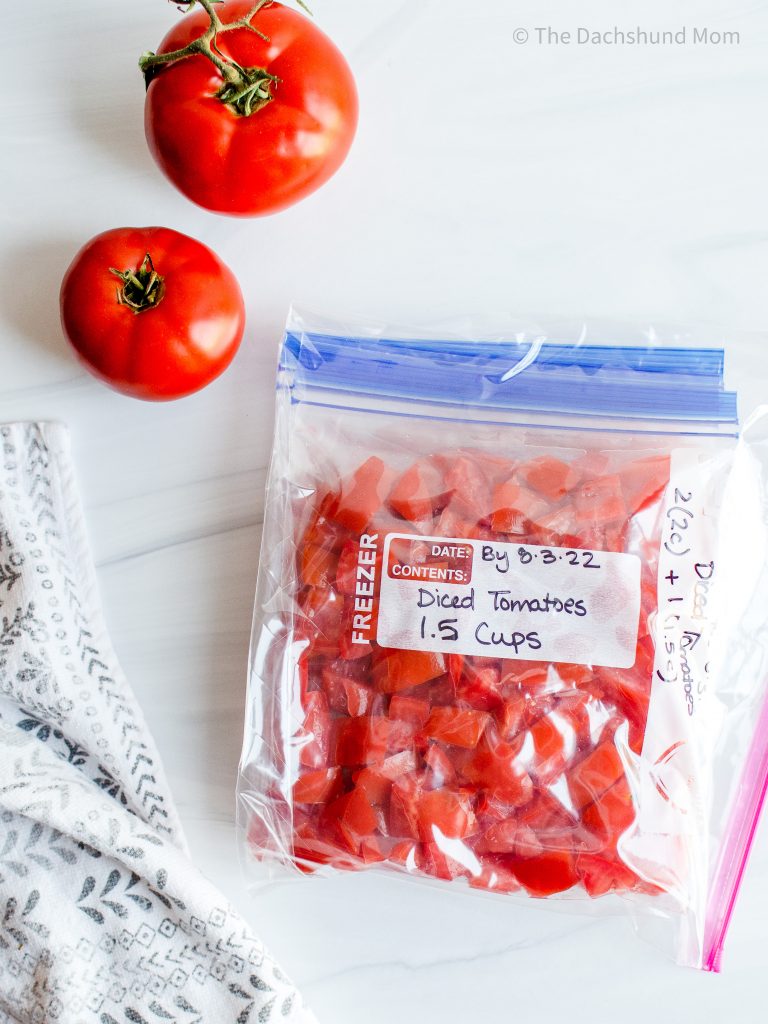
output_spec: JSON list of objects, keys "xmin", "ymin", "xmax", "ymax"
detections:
[{"xmin": 237, "ymin": 309, "xmax": 768, "ymax": 970}]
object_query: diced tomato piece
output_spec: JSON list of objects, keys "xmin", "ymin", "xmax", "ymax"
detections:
[
  {"xmin": 637, "ymin": 571, "xmax": 658, "ymax": 640},
  {"xmin": 509, "ymin": 823, "xmax": 547, "ymax": 858},
  {"xmin": 552, "ymin": 662, "xmax": 594, "ymax": 688},
  {"xmin": 424, "ymin": 744, "xmax": 456, "ymax": 788},
  {"xmin": 377, "ymin": 748, "xmax": 419, "ymax": 780},
  {"xmin": 338, "ymin": 601, "xmax": 375, "ymax": 660},
  {"xmin": 514, "ymin": 850, "xmax": 579, "ymax": 896},
  {"xmin": 343, "ymin": 679, "xmax": 375, "ymax": 716},
  {"xmin": 447, "ymin": 653, "xmax": 464, "ymax": 685},
  {"xmin": 500, "ymin": 660, "xmax": 550, "ymax": 691},
  {"xmin": 354, "ymin": 766, "xmax": 392, "ymax": 805},
  {"xmin": 462, "ymin": 450, "xmax": 515, "ymax": 482},
  {"xmin": 475, "ymin": 819, "xmax": 543, "ymax": 858},
  {"xmin": 354, "ymin": 750, "xmax": 419, "ymax": 807},
  {"xmin": 577, "ymin": 853, "xmax": 640, "ymax": 897},
  {"xmin": 534, "ymin": 506, "xmax": 582, "ymax": 547},
  {"xmin": 389, "ymin": 839, "xmax": 420, "ymax": 868},
  {"xmin": 598, "ymin": 651, "xmax": 652, "ymax": 755},
  {"xmin": 621, "ymin": 455, "xmax": 670, "ymax": 516},
  {"xmin": 435, "ymin": 506, "xmax": 477, "ymax": 539},
  {"xmin": 342, "ymin": 716, "xmax": 405, "ymax": 765},
  {"xmin": 474, "ymin": 790, "xmax": 525, "ymax": 822},
  {"xmin": 335, "ymin": 716, "xmax": 418, "ymax": 766},
  {"xmin": 552, "ymin": 690, "xmax": 591, "ymax": 749},
  {"xmin": 470, "ymin": 856, "xmax": 520, "ymax": 893},
  {"xmin": 423, "ymin": 707, "xmax": 491, "ymax": 748},
  {"xmin": 335, "ymin": 540, "xmax": 360, "ymax": 595},
  {"xmin": 373, "ymin": 649, "xmax": 446, "ymax": 693},
  {"xmin": 530, "ymin": 715, "xmax": 568, "ymax": 784},
  {"xmin": 515, "ymin": 793, "xmax": 586, "ymax": 858},
  {"xmin": 442, "ymin": 455, "xmax": 492, "ymax": 520},
  {"xmin": 298, "ymin": 652, "xmax": 311, "ymax": 703},
  {"xmin": 574, "ymin": 475, "xmax": 626, "ymax": 525},
  {"xmin": 389, "ymin": 694, "xmax": 430, "ymax": 726},
  {"xmin": 389, "ymin": 775, "xmax": 421, "ymax": 839},
  {"xmin": 298, "ymin": 587, "xmax": 343, "ymax": 656},
  {"xmin": 299, "ymin": 543, "xmax": 338, "ymax": 588},
  {"xmin": 388, "ymin": 459, "xmax": 453, "ymax": 522},
  {"xmin": 337, "ymin": 538, "xmax": 384, "ymax": 598},
  {"xmin": 496, "ymin": 692, "xmax": 528, "ymax": 740},
  {"xmin": 324, "ymin": 787, "xmax": 379, "ymax": 855},
  {"xmin": 332, "ymin": 457, "xmax": 395, "ymax": 533},
  {"xmin": 319, "ymin": 667, "xmax": 344, "ymax": 713},
  {"xmin": 422, "ymin": 841, "xmax": 473, "ymax": 881},
  {"xmin": 568, "ymin": 741, "xmax": 626, "ymax": 810},
  {"xmin": 425, "ymin": 674, "xmax": 457, "ymax": 706},
  {"xmin": 301, "ymin": 490, "xmax": 345, "ymax": 551},
  {"xmin": 519, "ymin": 456, "xmax": 580, "ymax": 500},
  {"xmin": 360, "ymin": 836, "xmax": 388, "ymax": 864},
  {"xmin": 453, "ymin": 660, "xmax": 503, "ymax": 711},
  {"xmin": 293, "ymin": 767, "xmax": 343, "ymax": 804},
  {"xmin": 461, "ymin": 735, "xmax": 533, "ymax": 805},
  {"xmin": 582, "ymin": 775, "xmax": 635, "ymax": 843},
  {"xmin": 417, "ymin": 789, "xmax": 476, "ymax": 841},
  {"xmin": 292, "ymin": 823, "xmax": 345, "ymax": 871},
  {"xmin": 571, "ymin": 451, "xmax": 611, "ymax": 478},
  {"xmin": 490, "ymin": 479, "xmax": 549, "ymax": 534},
  {"xmin": 334, "ymin": 717, "xmax": 382, "ymax": 766},
  {"xmin": 298, "ymin": 691, "xmax": 331, "ymax": 769}
]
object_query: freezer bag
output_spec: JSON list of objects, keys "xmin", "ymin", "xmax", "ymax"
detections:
[{"xmin": 238, "ymin": 311, "xmax": 768, "ymax": 969}]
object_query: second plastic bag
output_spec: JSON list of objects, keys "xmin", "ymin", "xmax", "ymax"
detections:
[{"xmin": 238, "ymin": 311, "xmax": 768, "ymax": 970}]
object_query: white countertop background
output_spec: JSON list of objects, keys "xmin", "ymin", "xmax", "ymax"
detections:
[{"xmin": 4, "ymin": 0, "xmax": 768, "ymax": 1020}]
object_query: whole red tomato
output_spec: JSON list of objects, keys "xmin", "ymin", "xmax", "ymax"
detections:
[
  {"xmin": 60, "ymin": 226, "xmax": 245, "ymax": 401},
  {"xmin": 143, "ymin": 1, "xmax": 358, "ymax": 216}
]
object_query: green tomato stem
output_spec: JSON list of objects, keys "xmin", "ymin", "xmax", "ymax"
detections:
[
  {"xmin": 109, "ymin": 254, "xmax": 166, "ymax": 314},
  {"xmin": 139, "ymin": 0, "xmax": 310, "ymax": 113}
]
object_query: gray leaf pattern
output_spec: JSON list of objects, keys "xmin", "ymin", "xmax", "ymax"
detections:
[{"xmin": 0, "ymin": 423, "xmax": 316, "ymax": 1024}]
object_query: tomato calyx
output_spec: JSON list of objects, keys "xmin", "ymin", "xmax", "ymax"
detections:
[
  {"xmin": 218, "ymin": 63, "xmax": 280, "ymax": 116},
  {"xmin": 109, "ymin": 253, "xmax": 166, "ymax": 314},
  {"xmin": 139, "ymin": 0, "xmax": 306, "ymax": 115}
]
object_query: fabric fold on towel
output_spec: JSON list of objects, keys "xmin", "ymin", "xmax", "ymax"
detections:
[{"xmin": 0, "ymin": 422, "xmax": 316, "ymax": 1024}]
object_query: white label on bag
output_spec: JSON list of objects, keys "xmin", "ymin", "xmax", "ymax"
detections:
[
  {"xmin": 376, "ymin": 534, "xmax": 641, "ymax": 668},
  {"xmin": 648, "ymin": 448, "xmax": 717, "ymax": 724},
  {"xmin": 627, "ymin": 447, "xmax": 719, "ymax": 855}
]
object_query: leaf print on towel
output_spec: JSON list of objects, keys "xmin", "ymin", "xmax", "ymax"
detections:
[
  {"xmin": 94, "ymin": 763, "xmax": 130, "ymax": 807},
  {"xmin": 78, "ymin": 867, "xmax": 160, "ymax": 927},
  {"xmin": 0, "ymin": 825, "xmax": 28, "ymax": 883},
  {"xmin": 77, "ymin": 868, "xmax": 141, "ymax": 924},
  {"xmin": 22, "ymin": 819, "xmax": 79, "ymax": 871},
  {"xmin": 1, "ymin": 888, "xmax": 48, "ymax": 951},
  {"xmin": 17, "ymin": 715, "xmax": 52, "ymax": 743},
  {"xmin": 0, "ymin": 524, "xmax": 14, "ymax": 553},
  {"xmin": 0, "ymin": 603, "xmax": 48, "ymax": 649},
  {"xmin": 16, "ymin": 649, "xmax": 56, "ymax": 699},
  {"xmin": 0, "ymin": 556, "xmax": 22, "ymax": 594},
  {"xmin": 0, "ymin": 605, "xmax": 71, "ymax": 721},
  {"xmin": 14, "ymin": 707, "xmax": 122, "ymax": 782}
]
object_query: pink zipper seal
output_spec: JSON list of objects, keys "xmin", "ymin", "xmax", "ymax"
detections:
[{"xmin": 702, "ymin": 683, "xmax": 768, "ymax": 971}]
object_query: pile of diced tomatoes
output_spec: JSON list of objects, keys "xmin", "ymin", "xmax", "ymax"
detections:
[{"xmin": 282, "ymin": 448, "xmax": 670, "ymax": 898}]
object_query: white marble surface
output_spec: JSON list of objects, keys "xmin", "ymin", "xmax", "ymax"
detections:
[{"xmin": 3, "ymin": 0, "xmax": 768, "ymax": 1019}]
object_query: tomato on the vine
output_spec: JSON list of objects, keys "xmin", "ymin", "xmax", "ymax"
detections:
[
  {"xmin": 142, "ymin": 1, "xmax": 358, "ymax": 216},
  {"xmin": 59, "ymin": 226, "xmax": 245, "ymax": 401}
]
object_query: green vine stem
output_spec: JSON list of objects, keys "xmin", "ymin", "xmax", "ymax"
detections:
[
  {"xmin": 110, "ymin": 254, "xmax": 166, "ymax": 313},
  {"xmin": 140, "ymin": 0, "xmax": 311, "ymax": 116}
]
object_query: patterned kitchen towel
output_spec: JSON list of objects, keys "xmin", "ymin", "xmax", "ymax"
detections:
[{"xmin": 0, "ymin": 423, "xmax": 316, "ymax": 1024}]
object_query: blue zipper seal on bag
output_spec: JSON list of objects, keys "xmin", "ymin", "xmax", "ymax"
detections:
[{"xmin": 280, "ymin": 331, "xmax": 737, "ymax": 425}]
